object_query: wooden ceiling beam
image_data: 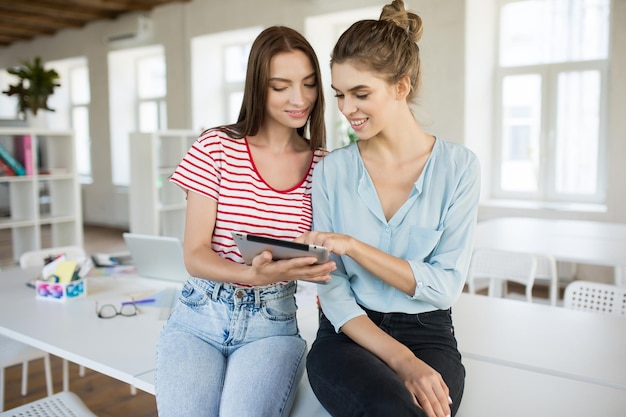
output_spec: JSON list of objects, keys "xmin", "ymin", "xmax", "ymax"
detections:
[
  {"xmin": 0, "ymin": 0, "xmax": 190, "ymax": 48},
  {"xmin": 0, "ymin": 12, "xmax": 86, "ymax": 29},
  {"xmin": 0, "ymin": 2, "xmax": 117, "ymax": 21}
]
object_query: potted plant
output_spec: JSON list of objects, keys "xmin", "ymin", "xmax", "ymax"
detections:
[{"xmin": 2, "ymin": 57, "xmax": 61, "ymax": 120}]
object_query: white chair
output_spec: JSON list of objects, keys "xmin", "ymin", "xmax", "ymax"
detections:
[
  {"xmin": 0, "ymin": 337, "xmax": 53, "ymax": 412},
  {"xmin": 0, "ymin": 391, "xmax": 97, "ymax": 417},
  {"xmin": 533, "ymin": 254, "xmax": 559, "ymax": 306},
  {"xmin": 18, "ymin": 246, "xmax": 88, "ymax": 270},
  {"xmin": 563, "ymin": 280, "xmax": 626, "ymax": 316},
  {"xmin": 617, "ymin": 264, "xmax": 625, "ymax": 287},
  {"xmin": 467, "ymin": 248, "xmax": 538, "ymax": 303},
  {"xmin": 19, "ymin": 246, "xmax": 87, "ymax": 393}
]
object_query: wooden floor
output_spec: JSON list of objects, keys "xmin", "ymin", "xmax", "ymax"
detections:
[
  {"xmin": 2, "ymin": 224, "xmax": 158, "ymax": 416},
  {"xmin": 3, "ymin": 356, "xmax": 158, "ymax": 416}
]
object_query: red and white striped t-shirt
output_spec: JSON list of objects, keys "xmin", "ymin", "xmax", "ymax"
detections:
[{"xmin": 170, "ymin": 128, "xmax": 325, "ymax": 266}]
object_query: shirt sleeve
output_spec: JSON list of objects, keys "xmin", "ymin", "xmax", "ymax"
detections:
[
  {"xmin": 406, "ymin": 154, "xmax": 481, "ymax": 309},
  {"xmin": 311, "ymin": 162, "xmax": 366, "ymax": 333},
  {"xmin": 169, "ymin": 130, "xmax": 221, "ymax": 201}
]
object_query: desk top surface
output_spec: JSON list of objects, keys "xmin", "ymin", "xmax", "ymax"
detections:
[
  {"xmin": 457, "ymin": 358, "xmax": 626, "ymax": 417},
  {"xmin": 0, "ymin": 266, "xmax": 176, "ymax": 385},
  {"xmin": 2, "ymin": 267, "xmax": 625, "ymax": 395},
  {"xmin": 454, "ymin": 293, "xmax": 626, "ymax": 390},
  {"xmin": 474, "ymin": 217, "xmax": 626, "ymax": 266}
]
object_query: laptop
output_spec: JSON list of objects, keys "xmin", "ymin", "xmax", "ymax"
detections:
[{"xmin": 122, "ymin": 233, "xmax": 189, "ymax": 283}]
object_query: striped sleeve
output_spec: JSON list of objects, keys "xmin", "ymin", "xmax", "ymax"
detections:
[{"xmin": 170, "ymin": 129, "xmax": 226, "ymax": 201}]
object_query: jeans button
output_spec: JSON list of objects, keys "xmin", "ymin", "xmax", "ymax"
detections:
[{"xmin": 235, "ymin": 290, "xmax": 244, "ymax": 298}]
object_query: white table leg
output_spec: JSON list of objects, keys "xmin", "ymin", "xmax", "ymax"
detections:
[
  {"xmin": 615, "ymin": 265, "xmax": 625, "ymax": 287},
  {"xmin": 62, "ymin": 359, "xmax": 69, "ymax": 391}
]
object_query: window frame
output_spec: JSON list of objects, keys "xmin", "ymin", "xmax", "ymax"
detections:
[
  {"xmin": 68, "ymin": 63, "xmax": 92, "ymax": 182},
  {"xmin": 135, "ymin": 53, "xmax": 167, "ymax": 133},
  {"xmin": 492, "ymin": 0, "xmax": 610, "ymax": 204}
]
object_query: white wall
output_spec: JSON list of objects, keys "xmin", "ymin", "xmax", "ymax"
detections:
[
  {"xmin": 0, "ymin": 0, "xmax": 623, "ymax": 227},
  {"xmin": 0, "ymin": 0, "xmax": 466, "ymax": 228}
]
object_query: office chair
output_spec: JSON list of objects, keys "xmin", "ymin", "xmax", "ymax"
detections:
[
  {"xmin": 467, "ymin": 248, "xmax": 538, "ymax": 303},
  {"xmin": 618, "ymin": 264, "xmax": 625, "ymax": 287},
  {"xmin": 0, "ymin": 391, "xmax": 97, "ymax": 417},
  {"xmin": 533, "ymin": 254, "xmax": 560, "ymax": 306},
  {"xmin": 564, "ymin": 280, "xmax": 626, "ymax": 316},
  {"xmin": 0, "ymin": 337, "xmax": 53, "ymax": 412}
]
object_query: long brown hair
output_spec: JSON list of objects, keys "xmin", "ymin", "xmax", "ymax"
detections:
[
  {"xmin": 331, "ymin": 0, "xmax": 423, "ymax": 103},
  {"xmin": 219, "ymin": 26, "xmax": 326, "ymax": 151}
]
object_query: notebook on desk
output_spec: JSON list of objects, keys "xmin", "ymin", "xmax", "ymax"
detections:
[{"xmin": 122, "ymin": 233, "xmax": 189, "ymax": 283}]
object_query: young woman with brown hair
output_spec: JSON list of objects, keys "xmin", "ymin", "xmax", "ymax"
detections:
[{"xmin": 155, "ymin": 26, "xmax": 334, "ymax": 417}]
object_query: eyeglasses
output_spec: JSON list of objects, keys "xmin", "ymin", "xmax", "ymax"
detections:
[{"xmin": 96, "ymin": 300, "xmax": 138, "ymax": 319}]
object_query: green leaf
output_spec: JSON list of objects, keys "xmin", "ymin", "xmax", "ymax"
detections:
[{"xmin": 2, "ymin": 56, "xmax": 61, "ymax": 117}]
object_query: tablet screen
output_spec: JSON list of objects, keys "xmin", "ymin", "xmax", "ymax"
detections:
[{"xmin": 232, "ymin": 231, "xmax": 329, "ymax": 265}]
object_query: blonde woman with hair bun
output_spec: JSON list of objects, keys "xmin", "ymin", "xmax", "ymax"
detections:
[{"xmin": 297, "ymin": 1, "xmax": 480, "ymax": 416}]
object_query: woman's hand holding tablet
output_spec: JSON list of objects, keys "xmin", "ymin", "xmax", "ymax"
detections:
[{"xmin": 232, "ymin": 231, "xmax": 329, "ymax": 265}]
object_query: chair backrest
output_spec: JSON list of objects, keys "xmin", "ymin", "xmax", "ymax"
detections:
[
  {"xmin": 19, "ymin": 246, "xmax": 87, "ymax": 269},
  {"xmin": 0, "ymin": 391, "xmax": 97, "ymax": 417},
  {"xmin": 467, "ymin": 249, "xmax": 538, "ymax": 302},
  {"xmin": 563, "ymin": 280, "xmax": 626, "ymax": 316},
  {"xmin": 534, "ymin": 254, "xmax": 558, "ymax": 280},
  {"xmin": 533, "ymin": 253, "xmax": 559, "ymax": 306},
  {"xmin": 618, "ymin": 264, "xmax": 625, "ymax": 287}
]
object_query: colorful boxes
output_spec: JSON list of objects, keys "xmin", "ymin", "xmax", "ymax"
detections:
[{"xmin": 35, "ymin": 278, "xmax": 87, "ymax": 301}]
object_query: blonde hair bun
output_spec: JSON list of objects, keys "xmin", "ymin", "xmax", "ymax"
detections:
[{"xmin": 380, "ymin": 0, "xmax": 423, "ymax": 43}]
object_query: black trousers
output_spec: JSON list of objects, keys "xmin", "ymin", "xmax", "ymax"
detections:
[{"xmin": 306, "ymin": 308, "xmax": 465, "ymax": 417}]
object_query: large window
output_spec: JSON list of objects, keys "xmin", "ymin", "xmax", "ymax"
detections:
[
  {"xmin": 494, "ymin": 0, "xmax": 609, "ymax": 203},
  {"xmin": 191, "ymin": 27, "xmax": 261, "ymax": 132},
  {"xmin": 108, "ymin": 45, "xmax": 165, "ymax": 186},
  {"xmin": 137, "ymin": 54, "xmax": 167, "ymax": 132},
  {"xmin": 68, "ymin": 64, "xmax": 92, "ymax": 181},
  {"xmin": 37, "ymin": 58, "xmax": 93, "ymax": 182}
]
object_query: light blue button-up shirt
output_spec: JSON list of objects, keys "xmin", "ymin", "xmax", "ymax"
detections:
[{"xmin": 312, "ymin": 138, "xmax": 481, "ymax": 332}]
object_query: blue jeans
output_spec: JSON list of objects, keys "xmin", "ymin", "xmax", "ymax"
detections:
[
  {"xmin": 307, "ymin": 307, "xmax": 465, "ymax": 417},
  {"xmin": 156, "ymin": 278, "xmax": 306, "ymax": 417}
]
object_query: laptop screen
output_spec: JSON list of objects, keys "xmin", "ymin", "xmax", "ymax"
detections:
[{"xmin": 122, "ymin": 233, "xmax": 189, "ymax": 282}]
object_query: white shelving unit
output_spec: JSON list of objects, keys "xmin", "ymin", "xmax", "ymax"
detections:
[
  {"xmin": 129, "ymin": 130, "xmax": 198, "ymax": 241},
  {"xmin": 0, "ymin": 127, "xmax": 83, "ymax": 261}
]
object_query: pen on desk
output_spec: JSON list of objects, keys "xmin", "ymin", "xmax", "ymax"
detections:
[{"xmin": 122, "ymin": 298, "xmax": 156, "ymax": 306}]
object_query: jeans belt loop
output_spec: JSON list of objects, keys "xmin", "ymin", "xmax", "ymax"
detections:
[
  {"xmin": 254, "ymin": 287, "xmax": 261, "ymax": 308},
  {"xmin": 211, "ymin": 282, "xmax": 222, "ymax": 301}
]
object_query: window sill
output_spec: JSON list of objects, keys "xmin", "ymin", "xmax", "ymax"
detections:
[{"xmin": 479, "ymin": 199, "xmax": 607, "ymax": 214}]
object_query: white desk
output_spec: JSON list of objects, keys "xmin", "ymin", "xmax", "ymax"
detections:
[
  {"xmin": 457, "ymin": 358, "xmax": 626, "ymax": 417},
  {"xmin": 4, "ymin": 268, "xmax": 625, "ymax": 416},
  {"xmin": 474, "ymin": 217, "xmax": 626, "ymax": 285},
  {"xmin": 453, "ymin": 293, "xmax": 626, "ymax": 391},
  {"xmin": 0, "ymin": 267, "xmax": 330, "ymax": 417},
  {"xmin": 0, "ymin": 267, "xmax": 175, "ymax": 387}
]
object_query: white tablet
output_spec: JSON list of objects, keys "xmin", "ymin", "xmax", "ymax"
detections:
[{"xmin": 232, "ymin": 231, "xmax": 329, "ymax": 265}]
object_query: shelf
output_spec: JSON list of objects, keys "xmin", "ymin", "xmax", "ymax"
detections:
[
  {"xmin": 0, "ymin": 218, "xmax": 37, "ymax": 228},
  {"xmin": 0, "ymin": 128, "xmax": 82, "ymax": 260},
  {"xmin": 129, "ymin": 130, "xmax": 197, "ymax": 241}
]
